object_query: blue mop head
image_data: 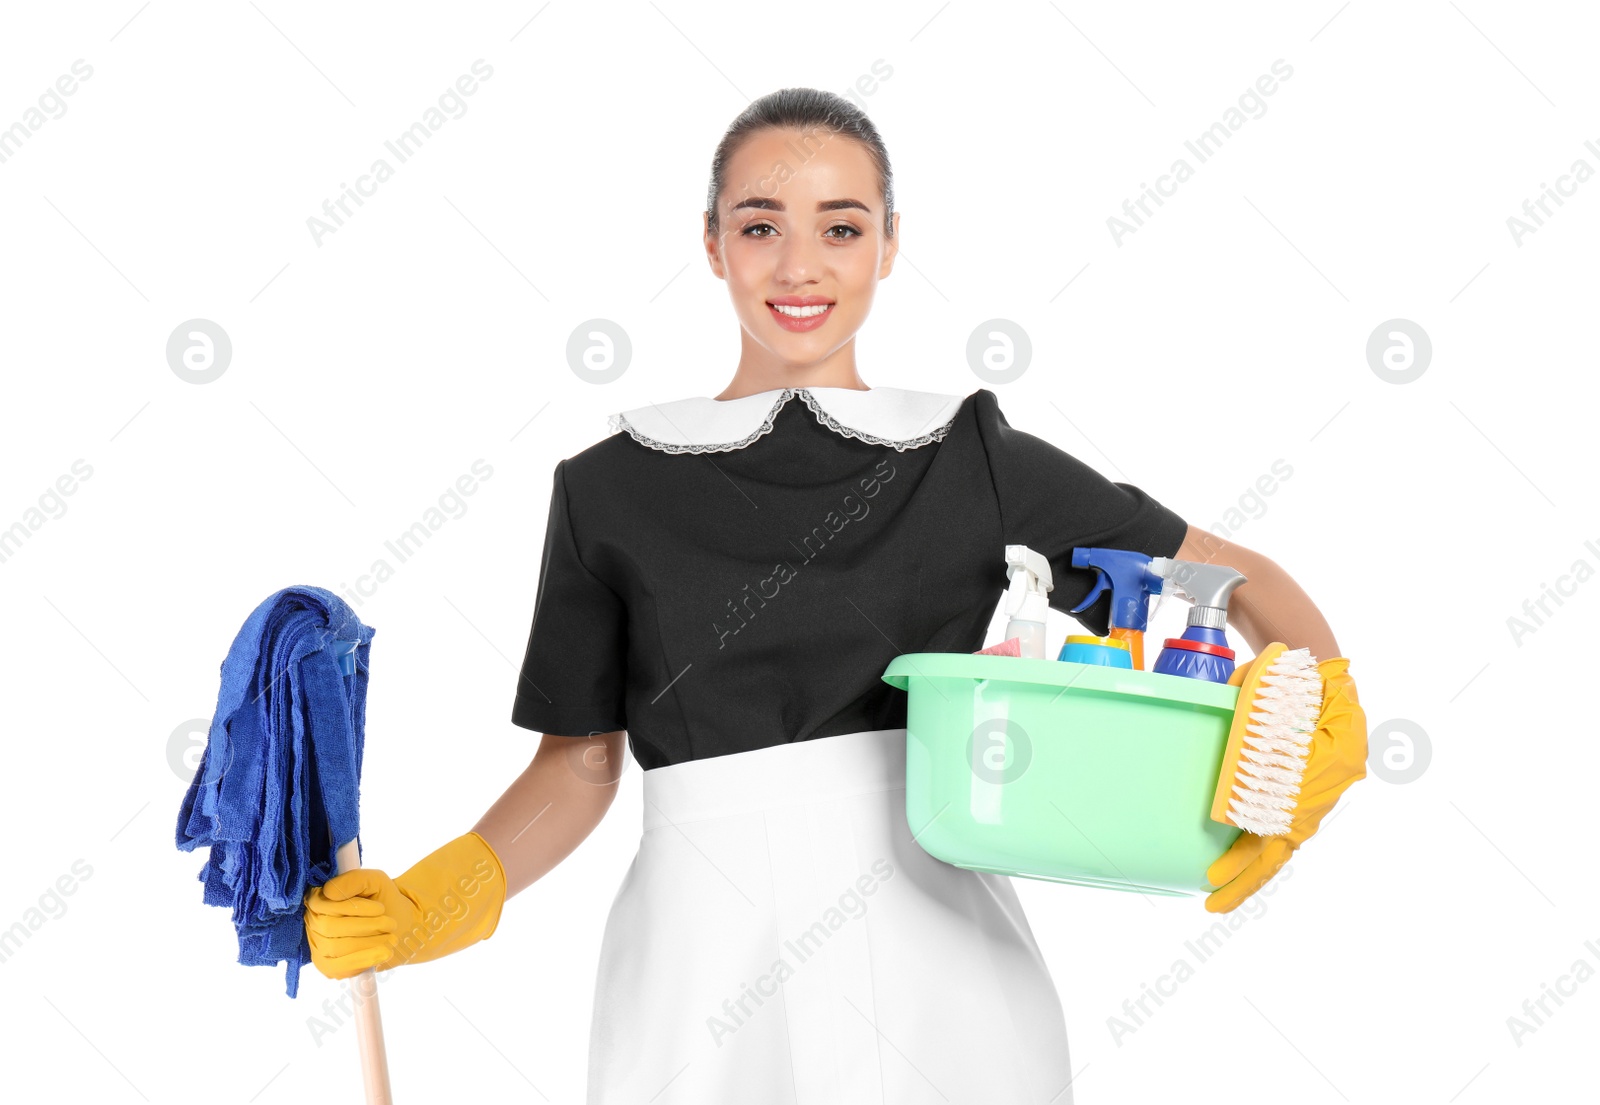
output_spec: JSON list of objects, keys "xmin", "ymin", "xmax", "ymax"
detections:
[{"xmin": 175, "ymin": 585, "xmax": 375, "ymax": 998}]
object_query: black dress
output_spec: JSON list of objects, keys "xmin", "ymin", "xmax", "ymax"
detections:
[{"xmin": 512, "ymin": 384, "xmax": 1188, "ymax": 770}]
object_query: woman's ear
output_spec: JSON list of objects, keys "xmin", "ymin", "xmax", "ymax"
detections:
[
  {"xmin": 878, "ymin": 211, "xmax": 901, "ymax": 278},
  {"xmin": 703, "ymin": 211, "xmax": 726, "ymax": 280}
]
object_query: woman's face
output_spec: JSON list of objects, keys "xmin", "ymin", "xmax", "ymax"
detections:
[{"xmin": 704, "ymin": 127, "xmax": 898, "ymax": 370}]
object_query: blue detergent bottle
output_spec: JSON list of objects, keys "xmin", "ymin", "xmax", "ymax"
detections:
[
  {"xmin": 1066, "ymin": 547, "xmax": 1165, "ymax": 670},
  {"xmin": 1148, "ymin": 559, "xmax": 1248, "ymax": 683}
]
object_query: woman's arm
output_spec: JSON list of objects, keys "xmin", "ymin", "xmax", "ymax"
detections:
[
  {"xmin": 1174, "ymin": 524, "xmax": 1341, "ymax": 661},
  {"xmin": 472, "ymin": 730, "xmax": 627, "ymax": 899}
]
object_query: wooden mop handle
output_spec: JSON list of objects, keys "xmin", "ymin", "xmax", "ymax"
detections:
[{"xmin": 334, "ymin": 839, "xmax": 394, "ymax": 1105}]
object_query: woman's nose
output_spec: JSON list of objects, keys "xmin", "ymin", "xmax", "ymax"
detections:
[{"xmin": 773, "ymin": 234, "xmax": 823, "ymax": 285}]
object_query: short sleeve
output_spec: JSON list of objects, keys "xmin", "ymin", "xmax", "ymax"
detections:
[
  {"xmin": 511, "ymin": 459, "xmax": 628, "ymax": 736},
  {"xmin": 972, "ymin": 389, "xmax": 1188, "ymax": 636}
]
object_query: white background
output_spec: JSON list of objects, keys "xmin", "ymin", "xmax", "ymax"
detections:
[{"xmin": 1, "ymin": 2, "xmax": 1593, "ymax": 1102}]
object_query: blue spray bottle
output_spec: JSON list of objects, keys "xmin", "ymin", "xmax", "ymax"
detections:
[
  {"xmin": 1148, "ymin": 558, "xmax": 1248, "ymax": 683},
  {"xmin": 1066, "ymin": 547, "xmax": 1165, "ymax": 670}
]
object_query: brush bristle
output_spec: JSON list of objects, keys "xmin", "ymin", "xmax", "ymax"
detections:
[{"xmin": 1226, "ymin": 647, "xmax": 1321, "ymax": 836}]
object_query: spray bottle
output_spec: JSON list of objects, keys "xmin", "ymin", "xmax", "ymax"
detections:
[
  {"xmin": 1003, "ymin": 545, "xmax": 1053, "ymax": 659},
  {"xmin": 1066, "ymin": 548, "xmax": 1166, "ymax": 670},
  {"xmin": 1148, "ymin": 558, "xmax": 1248, "ymax": 683}
]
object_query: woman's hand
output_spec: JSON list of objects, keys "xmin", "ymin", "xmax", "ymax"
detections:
[
  {"xmin": 1204, "ymin": 656, "xmax": 1368, "ymax": 912},
  {"xmin": 303, "ymin": 832, "xmax": 508, "ymax": 979},
  {"xmin": 304, "ymin": 868, "xmax": 404, "ymax": 979}
]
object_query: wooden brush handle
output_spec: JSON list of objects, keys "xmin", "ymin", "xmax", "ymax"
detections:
[{"xmin": 334, "ymin": 839, "xmax": 394, "ymax": 1105}]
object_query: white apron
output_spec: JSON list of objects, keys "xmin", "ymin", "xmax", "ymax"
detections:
[{"xmin": 586, "ymin": 727, "xmax": 1078, "ymax": 1104}]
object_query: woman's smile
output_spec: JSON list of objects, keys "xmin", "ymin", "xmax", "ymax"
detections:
[{"xmin": 767, "ymin": 294, "xmax": 835, "ymax": 332}]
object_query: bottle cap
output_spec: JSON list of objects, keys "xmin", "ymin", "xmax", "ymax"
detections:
[
  {"xmin": 1159, "ymin": 637, "xmax": 1235, "ymax": 659},
  {"xmin": 1064, "ymin": 634, "xmax": 1130, "ymax": 652}
]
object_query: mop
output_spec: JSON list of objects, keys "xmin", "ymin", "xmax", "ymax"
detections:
[{"xmin": 176, "ymin": 585, "xmax": 393, "ymax": 1100}]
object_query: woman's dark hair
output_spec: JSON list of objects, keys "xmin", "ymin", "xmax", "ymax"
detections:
[{"xmin": 706, "ymin": 87, "xmax": 895, "ymax": 241}]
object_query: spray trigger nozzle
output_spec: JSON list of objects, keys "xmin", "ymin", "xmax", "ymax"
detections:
[{"xmin": 1068, "ymin": 573, "xmax": 1110, "ymax": 615}]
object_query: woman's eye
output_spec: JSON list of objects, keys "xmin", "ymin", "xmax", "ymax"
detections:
[{"xmin": 741, "ymin": 223, "xmax": 861, "ymax": 240}]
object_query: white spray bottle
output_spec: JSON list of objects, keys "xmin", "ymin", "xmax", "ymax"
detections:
[{"xmin": 1003, "ymin": 545, "xmax": 1053, "ymax": 659}]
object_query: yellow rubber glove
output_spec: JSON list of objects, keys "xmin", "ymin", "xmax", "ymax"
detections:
[
  {"xmin": 1204, "ymin": 656, "xmax": 1367, "ymax": 913},
  {"xmin": 304, "ymin": 830, "xmax": 507, "ymax": 979}
]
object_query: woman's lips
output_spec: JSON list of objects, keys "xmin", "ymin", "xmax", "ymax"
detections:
[{"xmin": 767, "ymin": 301, "xmax": 834, "ymax": 332}]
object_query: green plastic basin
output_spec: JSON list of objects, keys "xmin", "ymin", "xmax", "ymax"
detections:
[{"xmin": 882, "ymin": 653, "xmax": 1243, "ymax": 896}]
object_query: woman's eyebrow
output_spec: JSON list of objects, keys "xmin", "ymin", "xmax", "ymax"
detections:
[{"xmin": 730, "ymin": 197, "xmax": 871, "ymax": 214}]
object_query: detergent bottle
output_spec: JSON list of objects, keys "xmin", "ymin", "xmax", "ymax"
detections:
[
  {"xmin": 1149, "ymin": 558, "xmax": 1248, "ymax": 682},
  {"xmin": 1003, "ymin": 545, "xmax": 1053, "ymax": 659},
  {"xmin": 1057, "ymin": 634, "xmax": 1133, "ymax": 667},
  {"xmin": 1067, "ymin": 547, "xmax": 1166, "ymax": 669}
]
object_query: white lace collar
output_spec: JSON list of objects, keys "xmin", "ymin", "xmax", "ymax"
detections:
[{"xmin": 607, "ymin": 385, "xmax": 966, "ymax": 455}]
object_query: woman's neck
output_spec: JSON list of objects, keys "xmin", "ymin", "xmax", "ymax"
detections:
[{"xmin": 713, "ymin": 361, "xmax": 870, "ymax": 402}]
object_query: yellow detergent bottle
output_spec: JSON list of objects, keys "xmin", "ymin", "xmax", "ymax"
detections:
[{"xmin": 1058, "ymin": 634, "xmax": 1133, "ymax": 667}]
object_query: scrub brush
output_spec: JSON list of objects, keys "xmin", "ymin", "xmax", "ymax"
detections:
[{"xmin": 1210, "ymin": 642, "xmax": 1323, "ymax": 835}]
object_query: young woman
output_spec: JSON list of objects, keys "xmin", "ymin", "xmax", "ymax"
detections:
[{"xmin": 304, "ymin": 88, "xmax": 1366, "ymax": 1104}]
